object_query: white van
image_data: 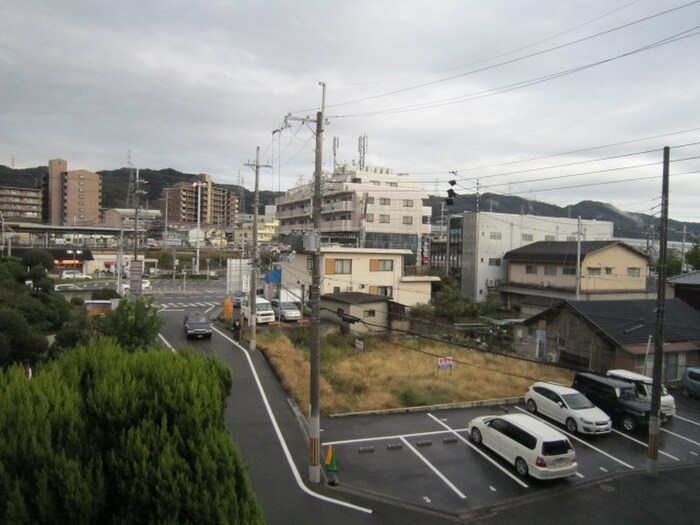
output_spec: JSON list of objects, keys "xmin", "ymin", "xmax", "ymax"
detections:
[
  {"xmin": 242, "ymin": 296, "xmax": 275, "ymax": 325},
  {"xmin": 467, "ymin": 413, "xmax": 577, "ymax": 480},
  {"xmin": 606, "ymin": 369, "xmax": 676, "ymax": 419}
]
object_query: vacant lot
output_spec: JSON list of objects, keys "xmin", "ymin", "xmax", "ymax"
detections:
[{"xmin": 257, "ymin": 331, "xmax": 574, "ymax": 415}]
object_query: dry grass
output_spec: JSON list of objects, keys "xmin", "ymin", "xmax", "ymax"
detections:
[{"xmin": 257, "ymin": 332, "xmax": 574, "ymax": 415}]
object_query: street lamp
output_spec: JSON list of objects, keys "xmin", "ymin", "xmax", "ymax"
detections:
[{"xmin": 193, "ymin": 181, "xmax": 203, "ymax": 275}]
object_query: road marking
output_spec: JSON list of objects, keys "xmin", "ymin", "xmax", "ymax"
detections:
[
  {"xmin": 324, "ymin": 427, "xmax": 470, "ymax": 446},
  {"xmin": 427, "ymin": 413, "xmax": 529, "ymax": 489},
  {"xmin": 610, "ymin": 429, "xmax": 680, "ymax": 461},
  {"xmin": 690, "ymin": 451, "xmax": 698, "ymax": 456},
  {"xmin": 675, "ymin": 415, "xmax": 700, "ymax": 427},
  {"xmin": 211, "ymin": 326, "xmax": 373, "ymax": 515},
  {"xmin": 514, "ymin": 406, "xmax": 634, "ymax": 469},
  {"xmin": 400, "ymin": 436, "xmax": 467, "ymax": 500},
  {"xmin": 661, "ymin": 427, "xmax": 700, "ymax": 447},
  {"xmin": 157, "ymin": 333, "xmax": 176, "ymax": 353},
  {"xmin": 575, "ymin": 472, "xmax": 585, "ymax": 478}
]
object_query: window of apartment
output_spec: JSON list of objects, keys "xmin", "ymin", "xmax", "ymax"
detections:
[
  {"xmin": 605, "ymin": 267, "xmax": 613, "ymax": 275},
  {"xmin": 489, "ymin": 231, "xmax": 502, "ymax": 240},
  {"xmin": 627, "ymin": 267, "xmax": 641, "ymax": 278},
  {"xmin": 371, "ymin": 180, "xmax": 381, "ymax": 186},
  {"xmin": 365, "ymin": 213, "xmax": 374, "ymax": 222},
  {"xmin": 522, "ymin": 233, "xmax": 534, "ymax": 242},
  {"xmin": 370, "ymin": 259, "xmax": 394, "ymax": 271},
  {"xmin": 333, "ymin": 287, "xmax": 341, "ymax": 293},
  {"xmin": 588, "ymin": 267, "xmax": 601, "ymax": 276},
  {"xmin": 544, "ymin": 265, "xmax": 557, "ymax": 276},
  {"xmin": 363, "ymin": 309, "xmax": 376, "ymax": 317},
  {"xmin": 403, "ymin": 199, "xmax": 413, "ymax": 207},
  {"xmin": 387, "ymin": 182, "xmax": 397, "ymax": 187},
  {"xmin": 566, "ymin": 235, "xmax": 577, "ymax": 241},
  {"xmin": 369, "ymin": 285, "xmax": 392, "ymax": 297},
  {"xmin": 402, "ymin": 216, "xmax": 413, "ymax": 225},
  {"xmin": 563, "ymin": 267, "xmax": 576, "ymax": 275},
  {"xmin": 379, "ymin": 197, "xmax": 391, "ymax": 205},
  {"xmin": 366, "ymin": 196, "xmax": 374, "ymax": 204},
  {"xmin": 526, "ymin": 265, "xmax": 537, "ymax": 274},
  {"xmin": 379, "ymin": 214, "xmax": 390, "ymax": 223},
  {"xmin": 545, "ymin": 235, "xmax": 555, "ymax": 241},
  {"xmin": 326, "ymin": 258, "xmax": 352, "ymax": 274},
  {"xmin": 488, "ymin": 258, "xmax": 501, "ymax": 266},
  {"xmin": 79, "ymin": 188, "xmax": 85, "ymax": 193},
  {"xmin": 306, "ymin": 257, "xmax": 313, "ymax": 271}
]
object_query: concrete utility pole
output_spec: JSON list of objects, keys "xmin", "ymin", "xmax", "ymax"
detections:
[
  {"xmin": 244, "ymin": 147, "xmax": 271, "ymax": 353},
  {"xmin": 647, "ymin": 146, "xmax": 670, "ymax": 476}
]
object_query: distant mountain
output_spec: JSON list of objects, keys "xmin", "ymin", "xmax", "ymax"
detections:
[{"xmin": 426, "ymin": 192, "xmax": 700, "ymax": 243}]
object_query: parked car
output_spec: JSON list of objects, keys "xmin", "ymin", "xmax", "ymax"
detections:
[
  {"xmin": 60, "ymin": 270, "xmax": 92, "ymax": 280},
  {"xmin": 241, "ymin": 296, "xmax": 275, "ymax": 325},
  {"xmin": 572, "ymin": 372, "xmax": 660, "ymax": 433},
  {"xmin": 467, "ymin": 413, "xmax": 577, "ymax": 480},
  {"xmin": 232, "ymin": 291, "xmax": 247, "ymax": 308},
  {"xmin": 184, "ymin": 311, "xmax": 212, "ymax": 339},
  {"xmin": 270, "ymin": 299, "xmax": 301, "ymax": 322},
  {"xmin": 606, "ymin": 369, "xmax": 676, "ymax": 419},
  {"xmin": 120, "ymin": 279, "xmax": 151, "ymax": 294},
  {"xmin": 680, "ymin": 367, "xmax": 700, "ymax": 398},
  {"xmin": 524, "ymin": 382, "xmax": 611, "ymax": 435}
]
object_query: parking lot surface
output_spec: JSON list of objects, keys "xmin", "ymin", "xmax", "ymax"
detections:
[{"xmin": 321, "ymin": 395, "xmax": 700, "ymax": 518}]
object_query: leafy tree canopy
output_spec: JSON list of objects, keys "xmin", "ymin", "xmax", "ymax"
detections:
[
  {"xmin": 94, "ymin": 296, "xmax": 163, "ymax": 352},
  {"xmin": 21, "ymin": 249, "xmax": 54, "ymax": 272}
]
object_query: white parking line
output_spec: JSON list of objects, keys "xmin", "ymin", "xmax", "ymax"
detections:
[
  {"xmin": 427, "ymin": 413, "xmax": 529, "ymax": 489},
  {"xmin": 661, "ymin": 427, "xmax": 700, "ymax": 447},
  {"xmin": 610, "ymin": 429, "xmax": 680, "ymax": 461},
  {"xmin": 674, "ymin": 415, "xmax": 700, "ymax": 427},
  {"xmin": 324, "ymin": 428, "xmax": 469, "ymax": 447},
  {"xmin": 513, "ymin": 406, "xmax": 635, "ymax": 469},
  {"xmin": 399, "ymin": 436, "xmax": 467, "ymax": 500}
]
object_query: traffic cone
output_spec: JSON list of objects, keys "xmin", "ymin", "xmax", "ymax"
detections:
[{"xmin": 325, "ymin": 445, "xmax": 338, "ymax": 472}]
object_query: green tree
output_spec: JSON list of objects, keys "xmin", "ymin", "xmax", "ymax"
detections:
[
  {"xmin": 0, "ymin": 307, "xmax": 48, "ymax": 365},
  {"xmin": 21, "ymin": 249, "xmax": 54, "ymax": 272},
  {"xmin": 686, "ymin": 240, "xmax": 700, "ymax": 271},
  {"xmin": 665, "ymin": 250, "xmax": 683, "ymax": 276},
  {"xmin": 95, "ymin": 297, "xmax": 163, "ymax": 352}
]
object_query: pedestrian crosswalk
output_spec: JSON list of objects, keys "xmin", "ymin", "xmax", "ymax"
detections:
[{"xmin": 158, "ymin": 301, "xmax": 221, "ymax": 310}]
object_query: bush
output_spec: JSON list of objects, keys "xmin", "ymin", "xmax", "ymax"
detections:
[
  {"xmin": 408, "ymin": 303, "xmax": 434, "ymax": 319},
  {"xmin": 91, "ymin": 288, "xmax": 120, "ymax": 300}
]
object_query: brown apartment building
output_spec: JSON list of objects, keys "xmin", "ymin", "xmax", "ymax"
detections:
[
  {"xmin": 42, "ymin": 159, "xmax": 102, "ymax": 225},
  {"xmin": 162, "ymin": 174, "xmax": 238, "ymax": 228}
]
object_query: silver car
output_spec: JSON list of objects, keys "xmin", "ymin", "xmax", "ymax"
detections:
[{"xmin": 270, "ymin": 299, "xmax": 301, "ymax": 322}]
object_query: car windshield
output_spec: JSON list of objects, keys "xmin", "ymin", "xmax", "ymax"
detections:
[
  {"xmin": 562, "ymin": 392, "xmax": 594, "ymax": 409},
  {"xmin": 187, "ymin": 314, "xmax": 208, "ymax": 324},
  {"xmin": 281, "ymin": 302, "xmax": 297, "ymax": 309},
  {"xmin": 616, "ymin": 386, "xmax": 639, "ymax": 400},
  {"xmin": 542, "ymin": 439, "xmax": 573, "ymax": 456}
]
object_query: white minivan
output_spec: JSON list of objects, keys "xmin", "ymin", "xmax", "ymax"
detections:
[
  {"xmin": 606, "ymin": 369, "xmax": 676, "ymax": 419},
  {"xmin": 242, "ymin": 296, "xmax": 276, "ymax": 325},
  {"xmin": 467, "ymin": 413, "xmax": 577, "ymax": 480}
]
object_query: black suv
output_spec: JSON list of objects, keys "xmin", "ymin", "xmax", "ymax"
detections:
[{"xmin": 572, "ymin": 372, "xmax": 655, "ymax": 433}]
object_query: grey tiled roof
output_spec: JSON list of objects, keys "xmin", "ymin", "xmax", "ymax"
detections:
[
  {"xmin": 502, "ymin": 241, "xmax": 646, "ymax": 264},
  {"xmin": 668, "ymin": 271, "xmax": 700, "ymax": 286}
]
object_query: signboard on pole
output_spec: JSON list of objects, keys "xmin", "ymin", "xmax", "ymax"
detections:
[
  {"xmin": 437, "ymin": 357, "xmax": 453, "ymax": 369},
  {"xmin": 355, "ymin": 339, "xmax": 364, "ymax": 353}
]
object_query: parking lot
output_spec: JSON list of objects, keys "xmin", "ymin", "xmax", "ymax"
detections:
[{"xmin": 321, "ymin": 395, "xmax": 700, "ymax": 516}]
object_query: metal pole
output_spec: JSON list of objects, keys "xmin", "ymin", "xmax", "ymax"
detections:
[
  {"xmin": 195, "ymin": 182, "xmax": 202, "ymax": 275},
  {"xmin": 309, "ymin": 81, "xmax": 326, "ymax": 484},
  {"xmin": 249, "ymin": 146, "xmax": 261, "ymax": 352},
  {"xmin": 133, "ymin": 169, "xmax": 139, "ymax": 262},
  {"xmin": 647, "ymin": 146, "xmax": 670, "ymax": 476},
  {"xmin": 576, "ymin": 216, "xmax": 581, "ymax": 300}
]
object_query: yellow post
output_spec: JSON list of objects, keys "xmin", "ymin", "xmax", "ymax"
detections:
[{"xmin": 222, "ymin": 297, "xmax": 232, "ymax": 321}]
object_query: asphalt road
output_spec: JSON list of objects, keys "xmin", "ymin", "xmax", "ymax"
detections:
[{"xmin": 156, "ymin": 292, "xmax": 700, "ymax": 524}]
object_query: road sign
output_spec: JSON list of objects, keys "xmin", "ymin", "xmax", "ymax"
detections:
[{"xmin": 437, "ymin": 357, "xmax": 453, "ymax": 369}]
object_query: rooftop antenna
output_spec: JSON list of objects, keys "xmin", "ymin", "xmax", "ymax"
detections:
[{"xmin": 358, "ymin": 134, "xmax": 368, "ymax": 170}]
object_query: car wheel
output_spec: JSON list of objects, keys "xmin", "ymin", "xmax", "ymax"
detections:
[
  {"xmin": 681, "ymin": 386, "xmax": 690, "ymax": 397},
  {"xmin": 470, "ymin": 428, "xmax": 482, "ymax": 445},
  {"xmin": 526, "ymin": 399, "xmax": 537, "ymax": 413},
  {"xmin": 621, "ymin": 415, "xmax": 637, "ymax": 433},
  {"xmin": 515, "ymin": 457, "xmax": 529, "ymax": 477},
  {"xmin": 566, "ymin": 418, "xmax": 578, "ymax": 433}
]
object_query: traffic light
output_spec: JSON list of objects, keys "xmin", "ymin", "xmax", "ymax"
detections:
[{"xmin": 445, "ymin": 179, "xmax": 457, "ymax": 206}]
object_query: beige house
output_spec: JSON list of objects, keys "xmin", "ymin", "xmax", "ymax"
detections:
[
  {"xmin": 280, "ymin": 247, "xmax": 439, "ymax": 309},
  {"xmin": 501, "ymin": 241, "xmax": 654, "ymax": 317},
  {"xmin": 320, "ymin": 292, "xmax": 390, "ymax": 335}
]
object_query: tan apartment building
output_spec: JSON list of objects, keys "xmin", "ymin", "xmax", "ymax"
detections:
[
  {"xmin": 0, "ymin": 186, "xmax": 42, "ymax": 222},
  {"xmin": 42, "ymin": 159, "xmax": 102, "ymax": 225},
  {"xmin": 162, "ymin": 174, "xmax": 238, "ymax": 229},
  {"xmin": 280, "ymin": 247, "xmax": 439, "ymax": 309},
  {"xmin": 502, "ymin": 241, "xmax": 654, "ymax": 316},
  {"xmin": 233, "ymin": 212, "xmax": 278, "ymax": 248}
]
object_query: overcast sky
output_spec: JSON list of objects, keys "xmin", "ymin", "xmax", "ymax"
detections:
[{"xmin": 2, "ymin": 1, "xmax": 700, "ymax": 221}]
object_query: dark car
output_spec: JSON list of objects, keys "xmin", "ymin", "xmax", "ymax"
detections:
[
  {"xmin": 572, "ymin": 372, "xmax": 659, "ymax": 433},
  {"xmin": 184, "ymin": 311, "xmax": 212, "ymax": 339},
  {"xmin": 231, "ymin": 291, "xmax": 247, "ymax": 308}
]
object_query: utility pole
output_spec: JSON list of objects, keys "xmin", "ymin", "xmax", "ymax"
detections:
[
  {"xmin": 576, "ymin": 216, "xmax": 582, "ymax": 300},
  {"xmin": 647, "ymin": 146, "xmax": 670, "ymax": 477},
  {"xmin": 244, "ymin": 147, "xmax": 271, "ymax": 353},
  {"xmin": 132, "ymin": 167, "xmax": 147, "ymax": 263}
]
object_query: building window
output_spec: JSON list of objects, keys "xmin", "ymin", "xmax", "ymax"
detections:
[
  {"xmin": 403, "ymin": 199, "xmax": 413, "ymax": 207},
  {"xmin": 488, "ymin": 258, "xmax": 500, "ymax": 266},
  {"xmin": 326, "ymin": 258, "xmax": 352, "ymax": 274},
  {"xmin": 333, "ymin": 287, "xmax": 341, "ymax": 293},
  {"xmin": 545, "ymin": 235, "xmax": 555, "ymax": 241},
  {"xmin": 363, "ymin": 309, "xmax": 376, "ymax": 317},
  {"xmin": 588, "ymin": 267, "xmax": 601, "ymax": 276},
  {"xmin": 379, "ymin": 215, "xmax": 390, "ymax": 223},
  {"xmin": 370, "ymin": 259, "xmax": 393, "ymax": 271},
  {"xmin": 605, "ymin": 267, "xmax": 613, "ymax": 275},
  {"xmin": 489, "ymin": 231, "xmax": 502, "ymax": 240},
  {"xmin": 388, "ymin": 182, "xmax": 397, "ymax": 187},
  {"xmin": 526, "ymin": 265, "xmax": 537, "ymax": 274},
  {"xmin": 566, "ymin": 235, "xmax": 576, "ymax": 241},
  {"xmin": 402, "ymin": 216, "xmax": 413, "ymax": 225},
  {"xmin": 563, "ymin": 267, "xmax": 576, "ymax": 275},
  {"xmin": 365, "ymin": 213, "xmax": 374, "ymax": 222},
  {"xmin": 369, "ymin": 285, "xmax": 392, "ymax": 297},
  {"xmin": 366, "ymin": 196, "xmax": 374, "ymax": 204},
  {"xmin": 522, "ymin": 233, "xmax": 533, "ymax": 242},
  {"xmin": 379, "ymin": 197, "xmax": 391, "ymax": 205},
  {"xmin": 544, "ymin": 265, "xmax": 557, "ymax": 276},
  {"xmin": 627, "ymin": 267, "xmax": 641, "ymax": 278},
  {"xmin": 306, "ymin": 257, "xmax": 313, "ymax": 271}
]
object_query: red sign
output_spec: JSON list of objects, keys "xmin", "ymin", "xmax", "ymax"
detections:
[{"xmin": 437, "ymin": 357, "xmax": 453, "ymax": 369}]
